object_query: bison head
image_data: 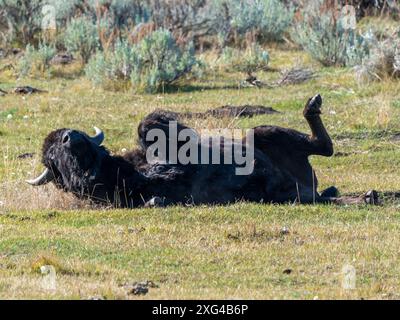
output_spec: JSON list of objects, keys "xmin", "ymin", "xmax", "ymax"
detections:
[{"xmin": 27, "ymin": 127, "xmax": 107, "ymax": 193}]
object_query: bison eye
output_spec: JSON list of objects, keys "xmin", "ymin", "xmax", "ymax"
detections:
[{"xmin": 62, "ymin": 132, "xmax": 70, "ymax": 144}]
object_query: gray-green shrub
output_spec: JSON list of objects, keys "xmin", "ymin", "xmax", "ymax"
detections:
[
  {"xmin": 0, "ymin": 0, "xmax": 43, "ymax": 46},
  {"xmin": 63, "ymin": 16, "xmax": 99, "ymax": 63},
  {"xmin": 18, "ymin": 42, "xmax": 56, "ymax": 77},
  {"xmin": 291, "ymin": 0, "xmax": 370, "ymax": 67},
  {"xmin": 84, "ymin": 51, "xmax": 109, "ymax": 86},
  {"xmin": 44, "ymin": 0, "xmax": 149, "ymax": 29},
  {"xmin": 85, "ymin": 39, "xmax": 140, "ymax": 88},
  {"xmin": 355, "ymin": 30, "xmax": 400, "ymax": 83},
  {"xmin": 85, "ymin": 29, "xmax": 198, "ymax": 93},
  {"xmin": 218, "ymin": 44, "xmax": 269, "ymax": 76},
  {"xmin": 259, "ymin": 0, "xmax": 294, "ymax": 41},
  {"xmin": 228, "ymin": 0, "xmax": 294, "ymax": 42},
  {"xmin": 133, "ymin": 29, "xmax": 197, "ymax": 92},
  {"xmin": 0, "ymin": 0, "xmax": 294, "ymax": 51}
]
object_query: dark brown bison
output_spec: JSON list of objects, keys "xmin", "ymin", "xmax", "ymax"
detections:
[{"xmin": 27, "ymin": 94, "xmax": 377, "ymax": 207}]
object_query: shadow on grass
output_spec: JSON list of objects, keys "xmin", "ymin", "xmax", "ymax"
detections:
[
  {"xmin": 372, "ymin": 191, "xmax": 400, "ymax": 207},
  {"xmin": 333, "ymin": 130, "xmax": 400, "ymax": 140},
  {"xmin": 159, "ymin": 83, "xmax": 244, "ymax": 94},
  {"xmin": 50, "ymin": 68, "xmax": 85, "ymax": 80}
]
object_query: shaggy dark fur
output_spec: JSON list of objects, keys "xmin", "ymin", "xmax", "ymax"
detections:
[{"xmin": 35, "ymin": 94, "xmax": 377, "ymax": 207}]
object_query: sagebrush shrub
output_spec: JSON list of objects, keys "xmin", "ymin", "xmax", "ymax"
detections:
[
  {"xmin": 46, "ymin": 0, "xmax": 81, "ymax": 27},
  {"xmin": 259, "ymin": 0, "xmax": 294, "ymax": 41},
  {"xmin": 18, "ymin": 43, "xmax": 56, "ymax": 77},
  {"xmin": 227, "ymin": 0, "xmax": 265, "ymax": 35},
  {"xmin": 86, "ymin": 29, "xmax": 198, "ymax": 93},
  {"xmin": 45, "ymin": 0, "xmax": 149, "ymax": 29},
  {"xmin": 219, "ymin": 44, "xmax": 269, "ymax": 76},
  {"xmin": 0, "ymin": 0, "xmax": 43, "ymax": 46},
  {"xmin": 85, "ymin": 39, "xmax": 140, "ymax": 88},
  {"xmin": 144, "ymin": 0, "xmax": 210, "ymax": 40},
  {"xmin": 291, "ymin": 0, "xmax": 370, "ymax": 67},
  {"xmin": 85, "ymin": 51, "xmax": 109, "ymax": 86},
  {"xmin": 229, "ymin": 0, "xmax": 294, "ymax": 42},
  {"xmin": 355, "ymin": 30, "xmax": 400, "ymax": 83},
  {"xmin": 109, "ymin": 40, "xmax": 139, "ymax": 80},
  {"xmin": 133, "ymin": 29, "xmax": 197, "ymax": 92},
  {"xmin": 64, "ymin": 17, "xmax": 99, "ymax": 63},
  {"xmin": 90, "ymin": 0, "xmax": 150, "ymax": 27},
  {"xmin": 0, "ymin": 0, "xmax": 293, "ymax": 51}
]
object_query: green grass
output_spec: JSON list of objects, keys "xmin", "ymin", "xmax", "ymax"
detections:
[{"xmin": 1, "ymin": 47, "xmax": 400, "ymax": 299}]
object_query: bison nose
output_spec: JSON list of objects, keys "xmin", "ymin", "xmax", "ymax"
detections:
[{"xmin": 62, "ymin": 132, "xmax": 71, "ymax": 145}]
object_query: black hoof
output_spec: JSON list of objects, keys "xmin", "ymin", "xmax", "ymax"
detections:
[
  {"xmin": 321, "ymin": 186, "xmax": 339, "ymax": 198},
  {"xmin": 144, "ymin": 196, "xmax": 165, "ymax": 208},
  {"xmin": 364, "ymin": 190, "xmax": 379, "ymax": 205},
  {"xmin": 304, "ymin": 93, "xmax": 322, "ymax": 117}
]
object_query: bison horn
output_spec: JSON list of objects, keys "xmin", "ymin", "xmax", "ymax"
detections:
[
  {"xmin": 26, "ymin": 168, "xmax": 55, "ymax": 186},
  {"xmin": 89, "ymin": 126, "xmax": 104, "ymax": 145}
]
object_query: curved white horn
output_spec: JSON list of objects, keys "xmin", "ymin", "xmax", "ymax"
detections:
[
  {"xmin": 26, "ymin": 168, "xmax": 54, "ymax": 186},
  {"xmin": 90, "ymin": 126, "xmax": 104, "ymax": 145}
]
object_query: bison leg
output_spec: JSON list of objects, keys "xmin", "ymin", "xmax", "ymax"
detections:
[
  {"xmin": 328, "ymin": 190, "xmax": 379, "ymax": 205},
  {"xmin": 320, "ymin": 186, "xmax": 339, "ymax": 198},
  {"xmin": 302, "ymin": 94, "xmax": 334, "ymax": 157},
  {"xmin": 277, "ymin": 187, "xmax": 378, "ymax": 206}
]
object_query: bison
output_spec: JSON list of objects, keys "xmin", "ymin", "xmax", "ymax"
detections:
[{"xmin": 27, "ymin": 94, "xmax": 378, "ymax": 207}]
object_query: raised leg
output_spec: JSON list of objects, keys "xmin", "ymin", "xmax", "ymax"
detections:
[{"xmin": 303, "ymin": 94, "xmax": 334, "ymax": 156}]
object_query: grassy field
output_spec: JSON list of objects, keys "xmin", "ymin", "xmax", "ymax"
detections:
[{"xmin": 1, "ymin": 47, "xmax": 400, "ymax": 299}]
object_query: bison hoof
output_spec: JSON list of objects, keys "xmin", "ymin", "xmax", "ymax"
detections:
[
  {"xmin": 320, "ymin": 186, "xmax": 339, "ymax": 198},
  {"xmin": 144, "ymin": 196, "xmax": 165, "ymax": 208},
  {"xmin": 304, "ymin": 93, "xmax": 322, "ymax": 117},
  {"xmin": 364, "ymin": 190, "xmax": 379, "ymax": 205}
]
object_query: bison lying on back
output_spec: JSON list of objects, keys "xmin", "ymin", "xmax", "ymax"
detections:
[{"xmin": 27, "ymin": 94, "xmax": 378, "ymax": 207}]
